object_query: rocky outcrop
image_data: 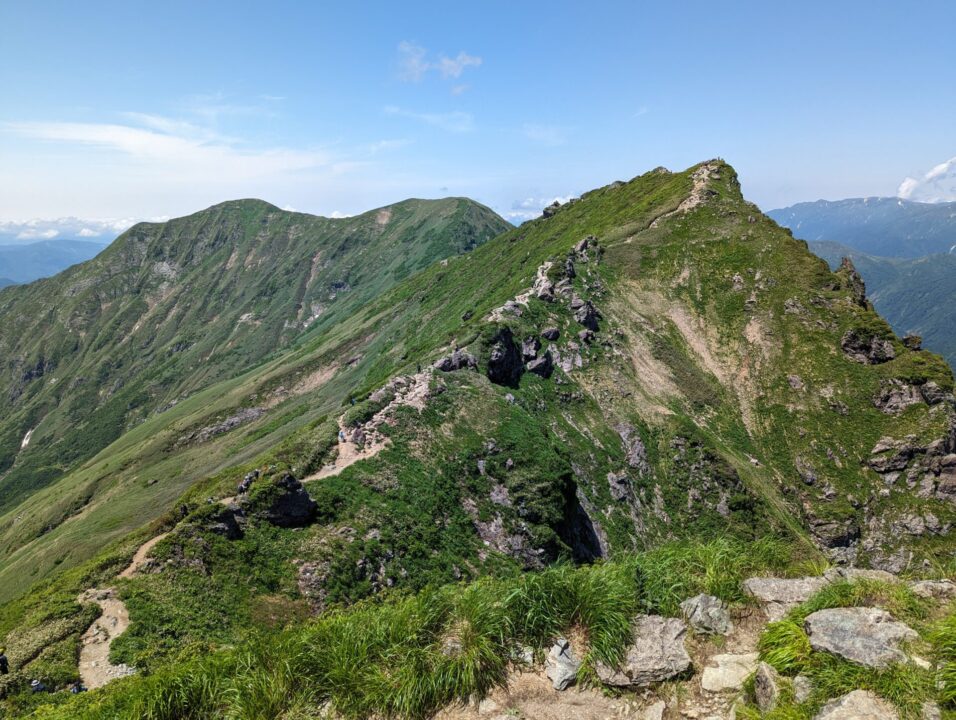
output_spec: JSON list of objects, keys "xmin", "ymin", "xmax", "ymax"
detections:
[
  {"xmin": 485, "ymin": 327, "xmax": 523, "ymax": 387},
  {"xmin": 840, "ymin": 329, "xmax": 895, "ymax": 365},
  {"xmin": 541, "ymin": 327, "xmax": 560, "ymax": 341},
  {"xmin": 909, "ymin": 579, "xmax": 956, "ymax": 600},
  {"xmin": 838, "ymin": 257, "xmax": 869, "ymax": 308},
  {"xmin": 526, "ymin": 351, "xmax": 553, "ymax": 378},
  {"xmin": 680, "ymin": 594, "xmax": 733, "ymax": 635},
  {"xmin": 570, "ymin": 295, "xmax": 600, "ymax": 331},
  {"xmin": 865, "ymin": 424, "xmax": 956, "ymax": 507},
  {"xmin": 434, "ymin": 349, "xmax": 478, "ymax": 372},
  {"xmin": 804, "ymin": 607, "xmax": 917, "ymax": 668},
  {"xmin": 595, "ymin": 616, "xmax": 691, "ymax": 687},
  {"xmin": 181, "ymin": 407, "xmax": 266, "ymax": 445},
  {"xmin": 814, "ymin": 690, "xmax": 898, "ymax": 720},
  {"xmin": 873, "ymin": 380, "xmax": 924, "ymax": 414},
  {"xmin": 615, "ymin": 423, "xmax": 651, "ymax": 475},
  {"xmin": 248, "ymin": 473, "xmax": 318, "ymax": 528}
]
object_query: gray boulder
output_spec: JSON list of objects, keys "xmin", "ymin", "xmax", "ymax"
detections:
[
  {"xmin": 794, "ymin": 674, "xmax": 814, "ymax": 703},
  {"xmin": 595, "ymin": 615, "xmax": 691, "ymax": 687},
  {"xmin": 680, "ymin": 593, "xmax": 733, "ymax": 635},
  {"xmin": 521, "ymin": 336, "xmax": 540, "ymax": 361},
  {"xmin": 814, "ymin": 690, "xmax": 898, "ymax": 720},
  {"xmin": 541, "ymin": 327, "xmax": 560, "ymax": 341},
  {"xmin": 743, "ymin": 576, "xmax": 829, "ymax": 604},
  {"xmin": 544, "ymin": 637, "xmax": 580, "ymax": 690},
  {"xmin": 804, "ymin": 607, "xmax": 917, "ymax": 668},
  {"xmin": 754, "ymin": 662, "xmax": 780, "ymax": 713},
  {"xmin": 908, "ymin": 580, "xmax": 956, "ymax": 600}
]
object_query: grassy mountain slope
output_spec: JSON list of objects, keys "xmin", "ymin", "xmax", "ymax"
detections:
[
  {"xmin": 1, "ymin": 161, "xmax": 954, "ymax": 712},
  {"xmin": 768, "ymin": 197, "xmax": 956, "ymax": 258},
  {"xmin": 811, "ymin": 240, "xmax": 956, "ymax": 370},
  {"xmin": 0, "ymin": 239, "xmax": 108, "ymax": 284},
  {"xmin": 0, "ymin": 198, "xmax": 509, "ymax": 516}
]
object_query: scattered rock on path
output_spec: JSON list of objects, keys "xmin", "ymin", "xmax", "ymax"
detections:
[
  {"xmin": 700, "ymin": 652, "xmax": 759, "ymax": 692},
  {"xmin": 596, "ymin": 615, "xmax": 691, "ymax": 687},
  {"xmin": 804, "ymin": 607, "xmax": 917, "ymax": 669},
  {"xmin": 744, "ymin": 576, "xmax": 829, "ymax": 604},
  {"xmin": 813, "ymin": 690, "xmax": 898, "ymax": 720},
  {"xmin": 544, "ymin": 638, "xmax": 580, "ymax": 690},
  {"xmin": 680, "ymin": 593, "xmax": 733, "ymax": 635},
  {"xmin": 642, "ymin": 700, "xmax": 666, "ymax": 720}
]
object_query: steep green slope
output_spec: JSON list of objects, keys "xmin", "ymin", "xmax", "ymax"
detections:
[
  {"xmin": 1, "ymin": 161, "xmax": 954, "ymax": 711},
  {"xmin": 810, "ymin": 241, "xmax": 956, "ymax": 370},
  {"xmin": 0, "ymin": 198, "xmax": 509, "ymax": 515},
  {"xmin": 768, "ymin": 197, "xmax": 956, "ymax": 257}
]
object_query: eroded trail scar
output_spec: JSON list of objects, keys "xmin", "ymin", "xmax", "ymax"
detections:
[
  {"xmin": 77, "ymin": 532, "xmax": 170, "ymax": 688},
  {"xmin": 77, "ymin": 589, "xmax": 135, "ymax": 689}
]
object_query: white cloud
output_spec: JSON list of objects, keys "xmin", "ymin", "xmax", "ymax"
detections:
[
  {"xmin": 327, "ymin": 211, "xmax": 352, "ymax": 219},
  {"xmin": 522, "ymin": 123, "xmax": 568, "ymax": 147},
  {"xmin": 436, "ymin": 51, "xmax": 482, "ymax": 79},
  {"xmin": 16, "ymin": 228, "xmax": 59, "ymax": 240},
  {"xmin": 384, "ymin": 106, "xmax": 474, "ymax": 133},
  {"xmin": 0, "ymin": 216, "xmax": 164, "ymax": 245},
  {"xmin": 397, "ymin": 42, "xmax": 482, "ymax": 83},
  {"xmin": 505, "ymin": 195, "xmax": 574, "ymax": 222},
  {"xmin": 897, "ymin": 155, "xmax": 956, "ymax": 202}
]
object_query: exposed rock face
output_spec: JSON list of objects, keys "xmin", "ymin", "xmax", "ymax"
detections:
[
  {"xmin": 814, "ymin": 690, "xmax": 899, "ymax": 720},
  {"xmin": 615, "ymin": 423, "xmax": 651, "ymax": 475},
  {"xmin": 249, "ymin": 473, "xmax": 318, "ymax": 528},
  {"xmin": 700, "ymin": 652, "xmax": 759, "ymax": 692},
  {"xmin": 840, "ymin": 329, "xmax": 895, "ymax": 365},
  {"xmin": 595, "ymin": 616, "xmax": 691, "ymax": 687},
  {"xmin": 866, "ymin": 424, "xmax": 956, "ymax": 507},
  {"xmin": 679, "ymin": 594, "xmax": 733, "ymax": 635},
  {"xmin": 804, "ymin": 607, "xmax": 917, "ymax": 668},
  {"xmin": 544, "ymin": 638, "xmax": 580, "ymax": 690},
  {"xmin": 485, "ymin": 327, "xmax": 523, "ymax": 387},
  {"xmin": 541, "ymin": 327, "xmax": 560, "ymax": 341},
  {"xmin": 526, "ymin": 351, "xmax": 554, "ymax": 378},
  {"xmin": 873, "ymin": 380, "xmax": 924, "ymax": 414},
  {"xmin": 838, "ymin": 257, "xmax": 869, "ymax": 308},
  {"xmin": 521, "ymin": 336, "xmax": 541, "ymax": 361},
  {"xmin": 571, "ymin": 296, "xmax": 600, "ymax": 331},
  {"xmin": 433, "ymin": 349, "xmax": 477, "ymax": 372},
  {"xmin": 754, "ymin": 662, "xmax": 781, "ymax": 713},
  {"xmin": 207, "ymin": 505, "xmax": 244, "ymax": 540},
  {"xmin": 183, "ymin": 407, "xmax": 266, "ymax": 444}
]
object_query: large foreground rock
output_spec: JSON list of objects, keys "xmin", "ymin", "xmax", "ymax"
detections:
[
  {"xmin": 680, "ymin": 593, "xmax": 733, "ymax": 635},
  {"xmin": 804, "ymin": 607, "xmax": 917, "ymax": 668},
  {"xmin": 814, "ymin": 690, "xmax": 898, "ymax": 720},
  {"xmin": 595, "ymin": 615, "xmax": 691, "ymax": 687},
  {"xmin": 544, "ymin": 638, "xmax": 580, "ymax": 690},
  {"xmin": 700, "ymin": 652, "xmax": 759, "ymax": 692}
]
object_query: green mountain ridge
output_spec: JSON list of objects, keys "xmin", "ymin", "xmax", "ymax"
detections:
[
  {"xmin": 0, "ymin": 196, "xmax": 510, "ymax": 516},
  {"xmin": 1, "ymin": 161, "xmax": 954, "ymax": 716}
]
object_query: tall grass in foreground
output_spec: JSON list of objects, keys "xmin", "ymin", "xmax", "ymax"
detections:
[{"xmin": 28, "ymin": 537, "xmax": 792, "ymax": 720}]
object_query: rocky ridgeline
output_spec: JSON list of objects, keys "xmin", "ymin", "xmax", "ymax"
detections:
[
  {"xmin": 436, "ymin": 235, "xmax": 604, "ymax": 385},
  {"xmin": 466, "ymin": 570, "xmax": 955, "ymax": 720}
]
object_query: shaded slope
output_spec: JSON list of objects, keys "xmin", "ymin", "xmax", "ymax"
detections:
[{"xmin": 0, "ymin": 197, "xmax": 509, "ymax": 514}]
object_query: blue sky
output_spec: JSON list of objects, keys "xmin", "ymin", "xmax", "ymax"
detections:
[{"xmin": 1, "ymin": 0, "xmax": 955, "ymax": 238}]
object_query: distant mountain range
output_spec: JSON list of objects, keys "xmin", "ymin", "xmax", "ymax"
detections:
[
  {"xmin": 770, "ymin": 197, "xmax": 956, "ymax": 370},
  {"xmin": 767, "ymin": 197, "xmax": 956, "ymax": 257},
  {"xmin": 0, "ymin": 238, "xmax": 109, "ymax": 284}
]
